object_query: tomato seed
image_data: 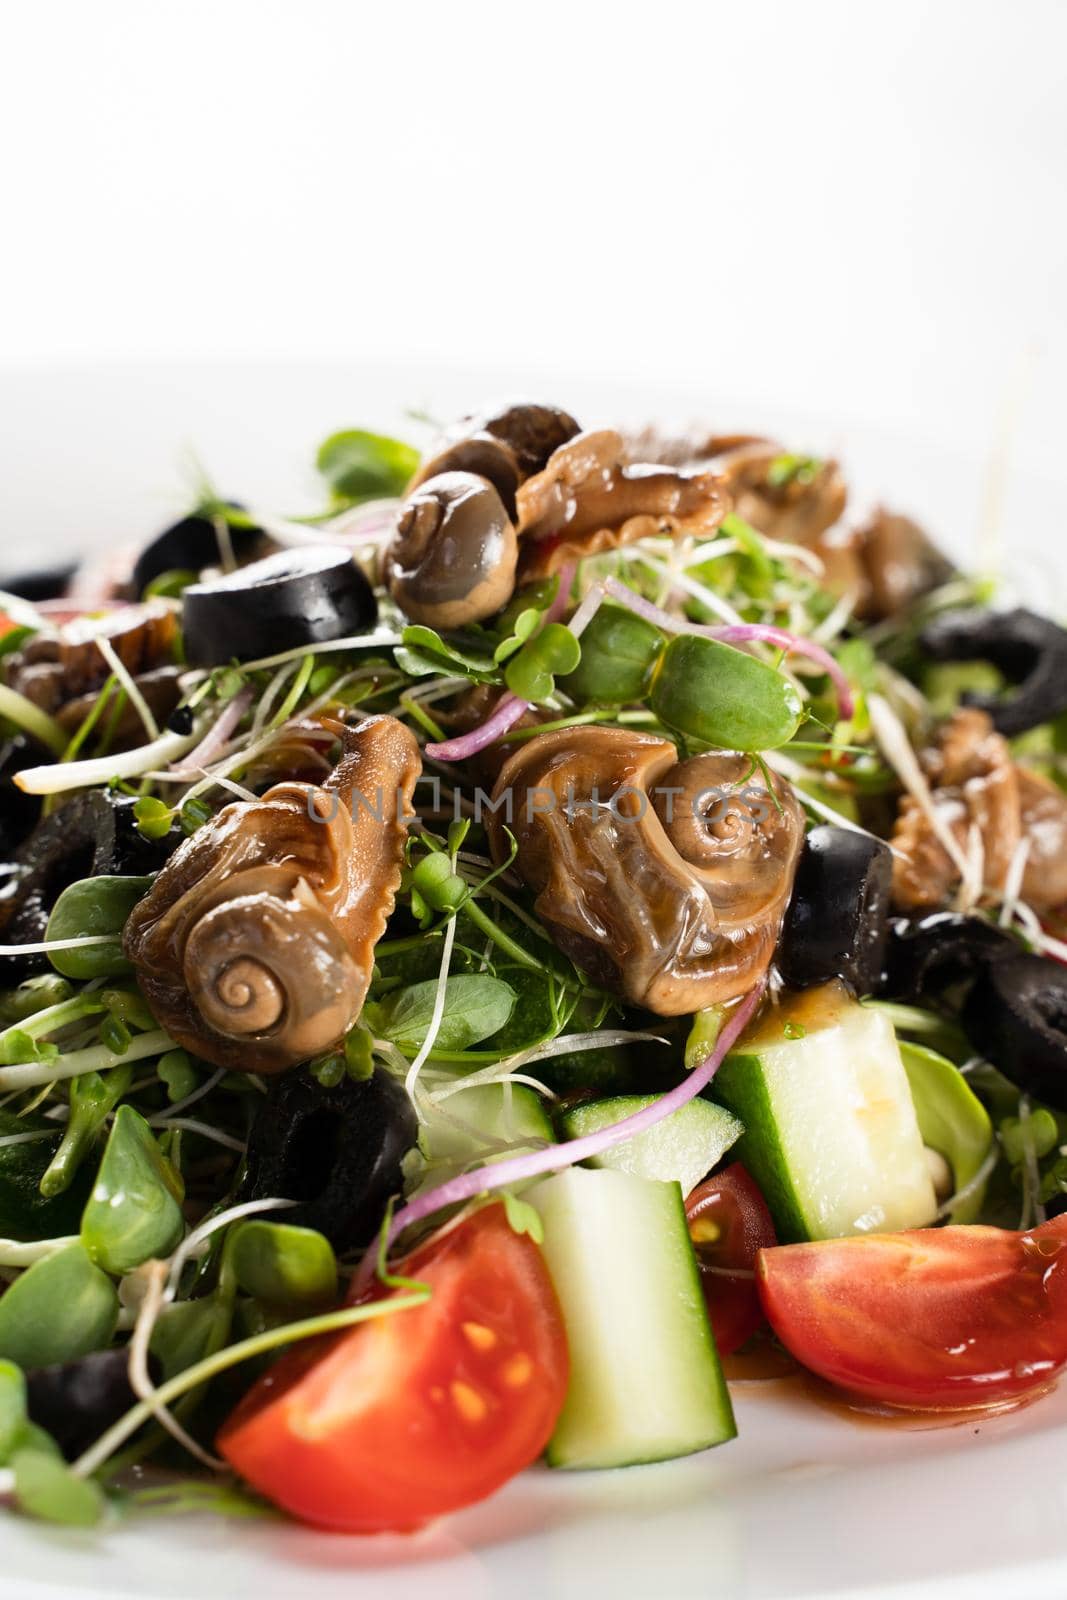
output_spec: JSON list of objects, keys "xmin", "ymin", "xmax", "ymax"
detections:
[
  {"xmin": 451, "ymin": 1381, "xmax": 489, "ymax": 1423},
  {"xmin": 462, "ymin": 1321, "xmax": 498, "ymax": 1351}
]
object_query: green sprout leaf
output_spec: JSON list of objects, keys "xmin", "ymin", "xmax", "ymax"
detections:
[
  {"xmin": 366, "ymin": 974, "xmax": 516, "ymax": 1054},
  {"xmin": 1000, "ymin": 1108, "xmax": 1060, "ymax": 1167},
  {"xmin": 229, "ymin": 1221, "xmax": 338, "ymax": 1310},
  {"xmin": 343, "ymin": 1024, "xmax": 374, "ymax": 1082},
  {"xmin": 133, "ymin": 795, "xmax": 174, "ymax": 842},
  {"xmin": 45, "ymin": 876, "xmax": 153, "ymax": 980},
  {"xmin": 765, "ymin": 452, "xmax": 823, "ymax": 490},
  {"xmin": 81, "ymin": 1106, "xmax": 185, "ymax": 1276},
  {"xmin": 0, "ymin": 1243, "xmax": 118, "ymax": 1368},
  {"xmin": 504, "ymin": 623, "xmax": 581, "ymax": 704},
  {"xmin": 157, "ymin": 1048, "xmax": 199, "ymax": 1105},
  {"xmin": 394, "ymin": 625, "xmax": 499, "ymax": 684},
  {"xmin": 316, "ymin": 429, "xmax": 419, "ymax": 505},
  {"xmin": 12, "ymin": 1446, "xmax": 106, "ymax": 1526},
  {"xmin": 0, "ymin": 1360, "xmax": 27, "ymax": 1463}
]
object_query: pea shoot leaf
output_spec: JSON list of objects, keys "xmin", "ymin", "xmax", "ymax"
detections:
[
  {"xmin": 12, "ymin": 1447, "xmax": 106, "ymax": 1526},
  {"xmin": 316, "ymin": 429, "xmax": 419, "ymax": 505}
]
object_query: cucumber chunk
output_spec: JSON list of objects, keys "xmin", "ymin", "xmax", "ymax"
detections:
[
  {"xmin": 411, "ymin": 1082, "xmax": 554, "ymax": 1197},
  {"xmin": 713, "ymin": 981, "xmax": 937, "ymax": 1242},
  {"xmin": 530, "ymin": 1167, "xmax": 735, "ymax": 1469},
  {"xmin": 559, "ymin": 1095, "xmax": 742, "ymax": 1196}
]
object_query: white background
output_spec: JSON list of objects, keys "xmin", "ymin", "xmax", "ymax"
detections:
[{"xmin": 0, "ymin": 0, "xmax": 1065, "ymax": 562}]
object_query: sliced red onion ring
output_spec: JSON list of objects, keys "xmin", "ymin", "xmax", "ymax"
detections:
[
  {"xmin": 168, "ymin": 687, "xmax": 254, "ymax": 778},
  {"xmin": 359, "ymin": 981, "xmax": 763, "ymax": 1288}
]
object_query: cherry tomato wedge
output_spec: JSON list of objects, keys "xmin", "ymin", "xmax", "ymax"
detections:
[
  {"xmin": 218, "ymin": 1203, "xmax": 569, "ymax": 1532},
  {"xmin": 685, "ymin": 1164, "xmax": 777, "ymax": 1356},
  {"xmin": 758, "ymin": 1214, "xmax": 1067, "ymax": 1410}
]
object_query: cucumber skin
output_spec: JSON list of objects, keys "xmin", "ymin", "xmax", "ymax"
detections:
[
  {"xmin": 713, "ymin": 1052, "xmax": 812, "ymax": 1242},
  {"xmin": 531, "ymin": 1168, "xmax": 736, "ymax": 1470}
]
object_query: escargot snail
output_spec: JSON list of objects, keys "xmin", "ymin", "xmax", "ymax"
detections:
[
  {"xmin": 487, "ymin": 726, "xmax": 804, "ymax": 1014},
  {"xmin": 382, "ymin": 405, "xmax": 731, "ymax": 625},
  {"xmin": 124, "ymin": 714, "xmax": 421, "ymax": 1073}
]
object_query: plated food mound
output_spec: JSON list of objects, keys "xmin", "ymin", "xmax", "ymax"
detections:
[{"xmin": 0, "ymin": 400, "xmax": 1066, "ymax": 1532}]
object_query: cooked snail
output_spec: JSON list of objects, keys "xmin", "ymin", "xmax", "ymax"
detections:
[
  {"xmin": 486, "ymin": 726, "xmax": 804, "ymax": 1014},
  {"xmin": 383, "ymin": 472, "xmax": 518, "ymax": 630},
  {"xmin": 621, "ymin": 430, "xmax": 845, "ymax": 548},
  {"xmin": 515, "ymin": 429, "xmax": 730, "ymax": 580},
  {"xmin": 408, "ymin": 401, "xmax": 581, "ymax": 511},
  {"xmin": 124, "ymin": 714, "xmax": 421, "ymax": 1073}
]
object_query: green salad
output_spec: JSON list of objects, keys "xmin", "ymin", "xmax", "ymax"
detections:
[{"xmin": 0, "ymin": 402, "xmax": 1065, "ymax": 1534}]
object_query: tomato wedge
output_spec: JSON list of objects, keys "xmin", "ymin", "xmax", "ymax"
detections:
[
  {"xmin": 757, "ymin": 1214, "xmax": 1067, "ymax": 1410},
  {"xmin": 685, "ymin": 1164, "xmax": 777, "ymax": 1356},
  {"xmin": 218, "ymin": 1204, "xmax": 569, "ymax": 1532}
]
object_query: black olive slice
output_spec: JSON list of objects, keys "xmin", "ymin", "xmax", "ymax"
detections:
[
  {"xmin": 919, "ymin": 607, "xmax": 1067, "ymax": 736},
  {"xmin": 0, "ymin": 736, "xmax": 42, "ymax": 860},
  {"xmin": 962, "ymin": 954, "xmax": 1067, "ymax": 1110},
  {"xmin": 0, "ymin": 564, "xmax": 77, "ymax": 602},
  {"xmin": 131, "ymin": 507, "xmax": 264, "ymax": 598},
  {"xmin": 0, "ymin": 792, "xmax": 181, "ymax": 980},
  {"xmin": 880, "ymin": 912, "xmax": 1019, "ymax": 1010},
  {"xmin": 181, "ymin": 546, "xmax": 377, "ymax": 668},
  {"xmin": 26, "ymin": 1349, "xmax": 156, "ymax": 1460},
  {"xmin": 777, "ymin": 826, "xmax": 893, "ymax": 994},
  {"xmin": 239, "ymin": 1068, "xmax": 416, "ymax": 1250}
]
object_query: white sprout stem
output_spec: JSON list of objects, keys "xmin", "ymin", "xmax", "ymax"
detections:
[
  {"xmin": 403, "ymin": 886, "xmax": 460, "ymax": 1118},
  {"xmin": 633, "ymin": 552, "xmax": 746, "ymax": 625},
  {"xmin": 0, "ymin": 589, "xmax": 49, "ymax": 630},
  {"xmin": 128, "ymin": 1259, "xmax": 226, "ymax": 1471},
  {"xmin": 14, "ymin": 725, "xmax": 204, "ymax": 796},
  {"xmin": 0, "ymin": 1129, "xmax": 60, "ymax": 1149},
  {"xmin": 0, "ymin": 684, "xmax": 68, "ymax": 757},
  {"xmin": 0, "ymin": 934, "xmax": 117, "ymax": 957},
  {"xmin": 221, "ymin": 630, "xmax": 404, "ymax": 676},
  {"xmin": 148, "ymin": 1068, "xmax": 226, "ymax": 1124},
  {"xmin": 94, "ymin": 634, "xmax": 160, "ymax": 741},
  {"xmin": 567, "ymin": 581, "xmax": 607, "ymax": 640},
  {"xmin": 867, "ymin": 694, "xmax": 973, "ymax": 883},
  {"xmin": 934, "ymin": 1140, "xmax": 1001, "ymax": 1222},
  {"xmin": 152, "ymin": 1118, "xmax": 246, "ymax": 1153},
  {"xmin": 810, "ymin": 587, "xmax": 858, "ymax": 644},
  {"xmin": 429, "ymin": 1067, "xmax": 557, "ymax": 1103},
  {"xmin": 674, "ymin": 538, "xmax": 739, "ymax": 568},
  {"xmin": 164, "ymin": 1196, "xmax": 298, "ymax": 1301},
  {"xmin": 491, "ymin": 1028, "xmax": 667, "ymax": 1079},
  {"xmin": 0, "ymin": 1030, "xmax": 175, "ymax": 1092},
  {"xmin": 998, "ymin": 838, "xmax": 1032, "ymax": 928},
  {"xmin": 761, "ymin": 535, "xmax": 827, "ymax": 575},
  {"xmin": 71, "ymin": 1290, "xmax": 427, "ymax": 1480},
  {"xmin": 208, "ymin": 774, "xmax": 259, "ymax": 804},
  {"xmin": 0, "ymin": 1236, "xmax": 79, "ymax": 1267}
]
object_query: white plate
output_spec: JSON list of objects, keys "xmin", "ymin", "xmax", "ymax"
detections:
[{"xmin": 0, "ymin": 364, "xmax": 1063, "ymax": 1600}]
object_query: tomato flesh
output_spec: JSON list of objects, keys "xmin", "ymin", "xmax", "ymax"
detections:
[
  {"xmin": 758, "ymin": 1214, "xmax": 1067, "ymax": 1410},
  {"xmin": 218, "ymin": 1204, "xmax": 569, "ymax": 1532},
  {"xmin": 685, "ymin": 1164, "xmax": 777, "ymax": 1356}
]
